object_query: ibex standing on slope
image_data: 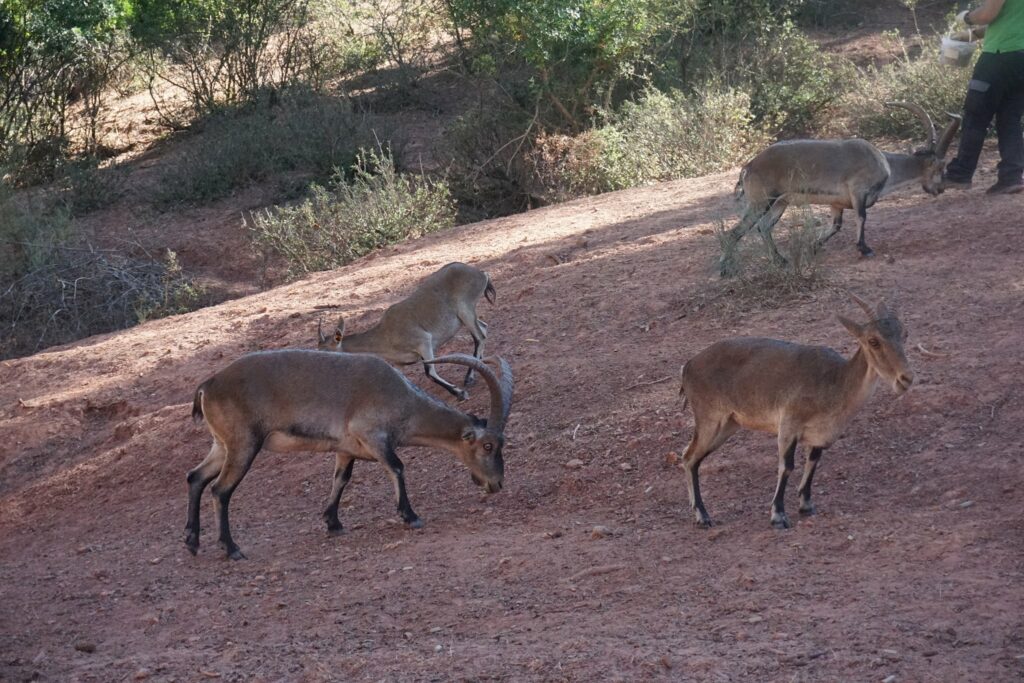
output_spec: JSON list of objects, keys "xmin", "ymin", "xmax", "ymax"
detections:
[
  {"xmin": 677, "ymin": 294, "xmax": 912, "ymax": 529},
  {"xmin": 187, "ymin": 351, "xmax": 513, "ymax": 560},
  {"xmin": 318, "ymin": 262, "xmax": 496, "ymax": 400},
  {"xmin": 722, "ymin": 103, "xmax": 961, "ymax": 275}
]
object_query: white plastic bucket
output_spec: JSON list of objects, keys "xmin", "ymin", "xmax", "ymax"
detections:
[{"xmin": 940, "ymin": 35, "xmax": 978, "ymax": 67}]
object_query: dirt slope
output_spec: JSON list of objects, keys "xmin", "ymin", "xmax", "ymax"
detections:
[{"xmin": 1, "ymin": 161, "xmax": 1023, "ymax": 681}]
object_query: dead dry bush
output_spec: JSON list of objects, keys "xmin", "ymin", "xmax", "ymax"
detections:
[
  {"xmin": 714, "ymin": 207, "xmax": 829, "ymax": 309},
  {"xmin": 0, "ymin": 246, "xmax": 205, "ymax": 360}
]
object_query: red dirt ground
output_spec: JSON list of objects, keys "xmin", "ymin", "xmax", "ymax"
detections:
[{"xmin": 2, "ymin": 159, "xmax": 1023, "ymax": 681}]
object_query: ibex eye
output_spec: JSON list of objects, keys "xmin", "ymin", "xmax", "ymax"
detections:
[
  {"xmin": 483, "ymin": 443, "xmax": 493, "ymax": 451},
  {"xmin": 869, "ymin": 338, "xmax": 881, "ymax": 348}
]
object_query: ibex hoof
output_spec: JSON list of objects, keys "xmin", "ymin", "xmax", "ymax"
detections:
[
  {"xmin": 455, "ymin": 390, "xmax": 469, "ymax": 402},
  {"xmin": 771, "ymin": 513, "xmax": 791, "ymax": 529},
  {"xmin": 185, "ymin": 533, "xmax": 199, "ymax": 555},
  {"xmin": 325, "ymin": 522, "xmax": 344, "ymax": 536},
  {"xmin": 798, "ymin": 503, "xmax": 817, "ymax": 516},
  {"xmin": 406, "ymin": 518, "xmax": 424, "ymax": 530},
  {"xmin": 858, "ymin": 245, "xmax": 874, "ymax": 257},
  {"xmin": 221, "ymin": 541, "xmax": 246, "ymax": 560},
  {"xmin": 464, "ymin": 374, "xmax": 477, "ymax": 387},
  {"xmin": 694, "ymin": 512, "xmax": 713, "ymax": 528}
]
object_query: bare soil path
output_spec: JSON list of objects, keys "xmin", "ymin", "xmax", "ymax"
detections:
[{"xmin": 2, "ymin": 162, "xmax": 1023, "ymax": 681}]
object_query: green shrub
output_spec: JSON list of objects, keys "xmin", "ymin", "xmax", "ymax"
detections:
[
  {"xmin": 0, "ymin": 191, "xmax": 204, "ymax": 359},
  {"xmin": 154, "ymin": 92, "xmax": 389, "ymax": 207},
  {"xmin": 743, "ymin": 21, "xmax": 852, "ymax": 136},
  {"xmin": 247, "ymin": 148, "xmax": 456, "ymax": 281},
  {"xmin": 526, "ymin": 87, "xmax": 768, "ymax": 201},
  {"xmin": 843, "ymin": 43, "xmax": 972, "ymax": 140}
]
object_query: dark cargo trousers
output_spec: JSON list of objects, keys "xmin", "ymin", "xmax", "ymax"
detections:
[{"xmin": 944, "ymin": 50, "xmax": 1024, "ymax": 186}]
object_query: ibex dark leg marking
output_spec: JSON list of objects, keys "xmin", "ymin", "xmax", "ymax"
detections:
[
  {"xmin": 421, "ymin": 343, "xmax": 468, "ymax": 400},
  {"xmin": 184, "ymin": 440, "xmax": 226, "ymax": 554},
  {"xmin": 368, "ymin": 438, "xmax": 422, "ymax": 529},
  {"xmin": 798, "ymin": 447, "xmax": 824, "ymax": 515},
  {"xmin": 854, "ymin": 188, "xmax": 881, "ymax": 257},
  {"xmin": 682, "ymin": 417, "xmax": 739, "ymax": 527},
  {"xmin": 755, "ymin": 199, "xmax": 790, "ymax": 268},
  {"xmin": 770, "ymin": 436, "xmax": 798, "ymax": 529},
  {"xmin": 816, "ymin": 207, "xmax": 844, "ymax": 248},
  {"xmin": 210, "ymin": 434, "xmax": 263, "ymax": 560},
  {"xmin": 323, "ymin": 453, "xmax": 356, "ymax": 534},
  {"xmin": 459, "ymin": 310, "xmax": 487, "ymax": 387}
]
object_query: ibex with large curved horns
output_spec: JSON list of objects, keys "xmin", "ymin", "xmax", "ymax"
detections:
[
  {"xmin": 186, "ymin": 351, "xmax": 513, "ymax": 560},
  {"xmin": 677, "ymin": 293, "xmax": 912, "ymax": 529},
  {"xmin": 722, "ymin": 102, "xmax": 961, "ymax": 274}
]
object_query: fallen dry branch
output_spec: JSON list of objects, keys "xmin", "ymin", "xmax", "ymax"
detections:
[{"xmin": 569, "ymin": 564, "xmax": 629, "ymax": 583}]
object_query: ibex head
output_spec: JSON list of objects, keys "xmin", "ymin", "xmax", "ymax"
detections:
[
  {"xmin": 837, "ymin": 292, "xmax": 913, "ymax": 395},
  {"xmin": 885, "ymin": 102, "xmax": 961, "ymax": 196},
  {"xmin": 425, "ymin": 354, "xmax": 513, "ymax": 493}
]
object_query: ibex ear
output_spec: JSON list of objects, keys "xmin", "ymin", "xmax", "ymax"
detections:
[
  {"xmin": 837, "ymin": 315, "xmax": 863, "ymax": 338},
  {"xmin": 333, "ymin": 315, "xmax": 345, "ymax": 344},
  {"xmin": 317, "ymin": 317, "xmax": 328, "ymax": 345}
]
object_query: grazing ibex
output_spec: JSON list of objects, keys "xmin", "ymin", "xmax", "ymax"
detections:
[
  {"xmin": 677, "ymin": 294, "xmax": 912, "ymax": 529},
  {"xmin": 318, "ymin": 262, "xmax": 496, "ymax": 400},
  {"xmin": 186, "ymin": 350, "xmax": 513, "ymax": 560},
  {"xmin": 722, "ymin": 102, "xmax": 961, "ymax": 275}
]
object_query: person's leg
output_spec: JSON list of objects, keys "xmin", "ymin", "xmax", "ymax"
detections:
[
  {"xmin": 992, "ymin": 52, "xmax": 1024, "ymax": 190},
  {"xmin": 945, "ymin": 53, "xmax": 1001, "ymax": 183}
]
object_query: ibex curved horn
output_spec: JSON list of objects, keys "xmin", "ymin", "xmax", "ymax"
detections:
[
  {"xmin": 935, "ymin": 113, "xmax": 962, "ymax": 158},
  {"xmin": 885, "ymin": 101, "xmax": 937, "ymax": 150},
  {"xmin": 426, "ymin": 354, "xmax": 513, "ymax": 433},
  {"xmin": 847, "ymin": 291, "xmax": 876, "ymax": 320}
]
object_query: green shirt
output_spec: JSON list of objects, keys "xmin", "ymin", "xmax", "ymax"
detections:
[{"xmin": 984, "ymin": 0, "xmax": 1024, "ymax": 53}]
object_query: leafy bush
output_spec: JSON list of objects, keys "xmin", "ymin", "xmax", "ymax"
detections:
[
  {"xmin": 445, "ymin": 0, "xmax": 666, "ymax": 128},
  {"xmin": 132, "ymin": 0, "xmax": 330, "ymax": 115},
  {"xmin": 742, "ymin": 21, "xmax": 852, "ymax": 136},
  {"xmin": 842, "ymin": 42, "xmax": 972, "ymax": 140},
  {"xmin": 154, "ymin": 92, "xmax": 389, "ymax": 206},
  {"xmin": 247, "ymin": 148, "xmax": 456, "ymax": 281},
  {"xmin": 438, "ymin": 104, "xmax": 540, "ymax": 220},
  {"xmin": 526, "ymin": 87, "xmax": 768, "ymax": 201},
  {"xmin": 0, "ymin": 0, "xmax": 134, "ymax": 183},
  {"xmin": 0, "ymin": 191, "xmax": 204, "ymax": 359}
]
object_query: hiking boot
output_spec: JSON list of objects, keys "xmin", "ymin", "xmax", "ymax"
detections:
[
  {"xmin": 942, "ymin": 175, "xmax": 973, "ymax": 190},
  {"xmin": 986, "ymin": 180, "xmax": 1024, "ymax": 195}
]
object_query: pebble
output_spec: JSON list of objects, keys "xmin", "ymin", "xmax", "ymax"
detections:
[
  {"xmin": 564, "ymin": 459, "xmax": 585, "ymax": 469},
  {"xmin": 883, "ymin": 676, "xmax": 896, "ymax": 683},
  {"xmin": 73, "ymin": 641, "xmax": 96, "ymax": 653},
  {"xmin": 434, "ymin": 644, "xmax": 443, "ymax": 653},
  {"xmin": 958, "ymin": 500, "xmax": 974, "ymax": 509},
  {"xmin": 134, "ymin": 668, "xmax": 151, "ymax": 680},
  {"xmin": 747, "ymin": 615, "xmax": 763, "ymax": 624},
  {"xmin": 619, "ymin": 462, "xmax": 632, "ymax": 471},
  {"xmin": 590, "ymin": 526, "xmax": 613, "ymax": 539}
]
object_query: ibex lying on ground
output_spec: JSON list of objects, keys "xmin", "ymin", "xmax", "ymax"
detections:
[
  {"xmin": 318, "ymin": 262, "xmax": 496, "ymax": 400},
  {"xmin": 187, "ymin": 350, "xmax": 513, "ymax": 560},
  {"xmin": 721, "ymin": 102, "xmax": 960, "ymax": 275},
  {"xmin": 677, "ymin": 294, "xmax": 912, "ymax": 529}
]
